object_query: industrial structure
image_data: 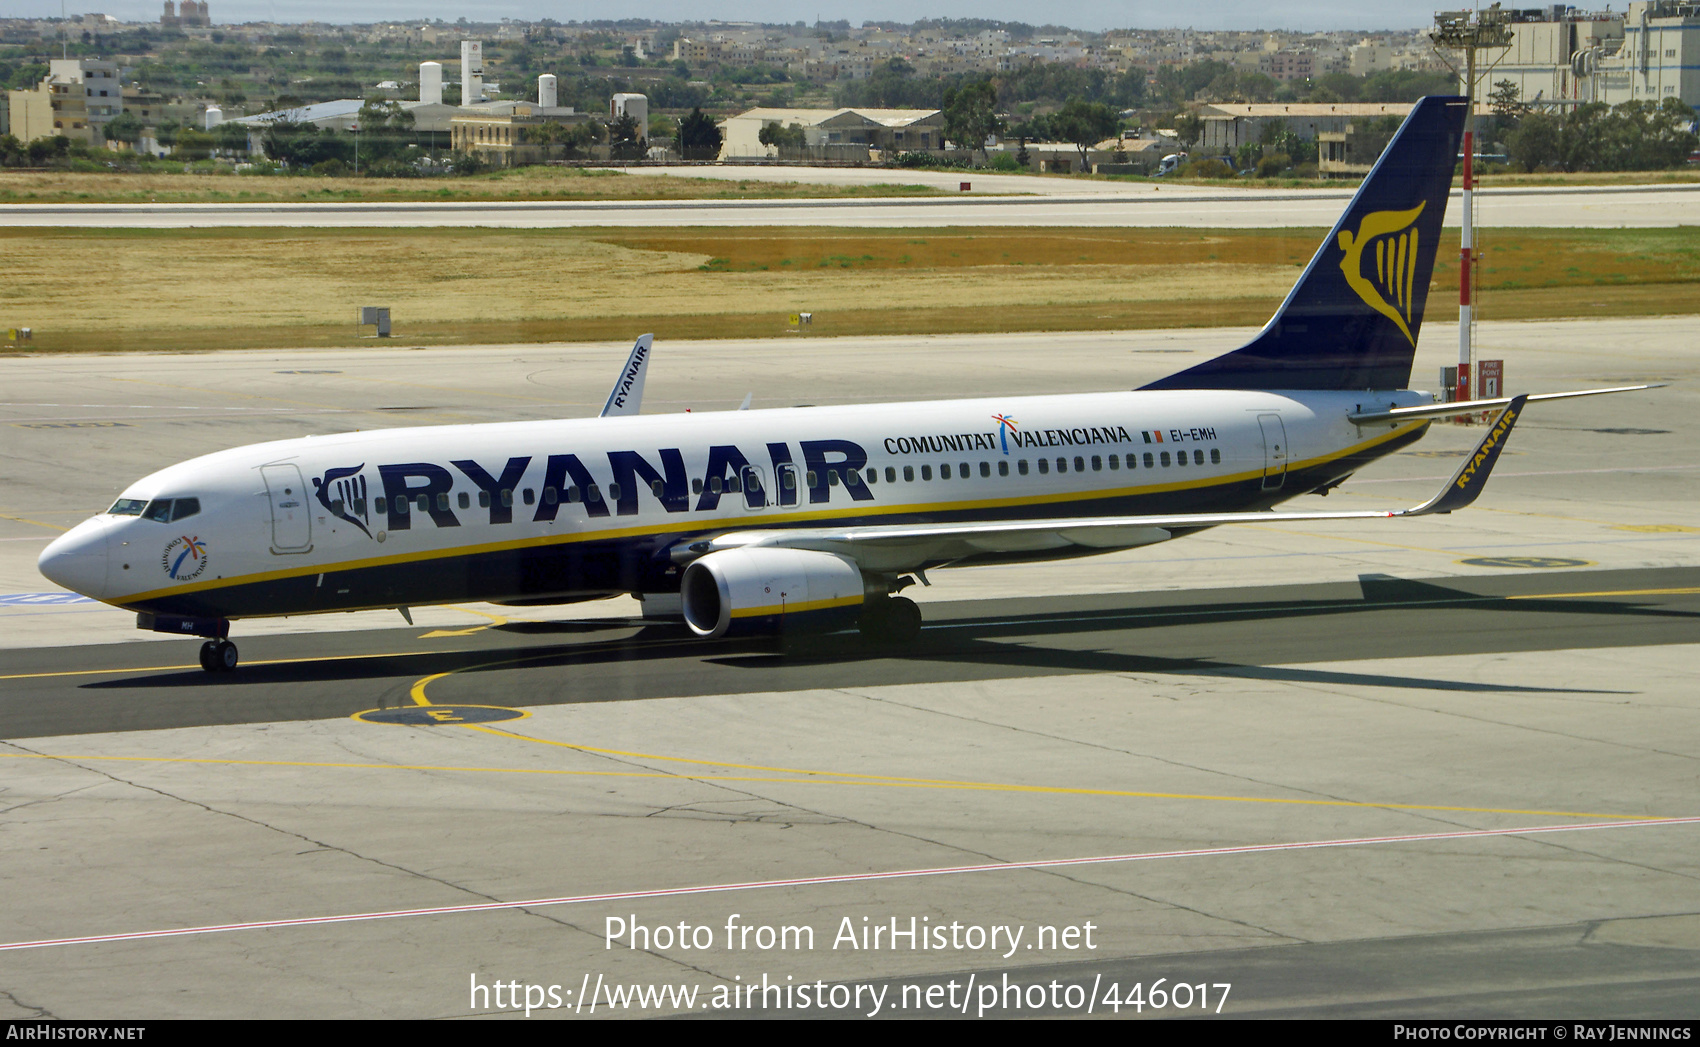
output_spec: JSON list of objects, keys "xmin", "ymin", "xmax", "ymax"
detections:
[
  {"xmin": 718, "ymin": 107, "xmax": 946, "ymax": 160},
  {"xmin": 1466, "ymin": 2, "xmax": 1700, "ymax": 109},
  {"xmin": 1197, "ymin": 101, "xmax": 1442, "ymax": 154}
]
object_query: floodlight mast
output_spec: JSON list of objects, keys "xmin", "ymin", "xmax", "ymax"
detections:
[{"xmin": 1432, "ymin": 5, "xmax": 1512, "ymax": 403}]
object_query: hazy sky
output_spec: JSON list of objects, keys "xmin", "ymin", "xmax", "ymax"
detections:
[{"xmin": 8, "ymin": 1, "xmax": 1440, "ymax": 33}]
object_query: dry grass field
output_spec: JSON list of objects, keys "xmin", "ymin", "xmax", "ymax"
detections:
[
  {"xmin": 0, "ymin": 166, "xmax": 951, "ymax": 204},
  {"xmin": 3, "ymin": 226, "xmax": 1697, "ymax": 352}
]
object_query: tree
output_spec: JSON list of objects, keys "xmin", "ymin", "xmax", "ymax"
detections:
[
  {"xmin": 1053, "ymin": 97, "xmax": 1120, "ymax": 165},
  {"xmin": 1505, "ymin": 110, "xmax": 1560, "ymax": 172},
  {"xmin": 173, "ymin": 126, "xmax": 216, "ymax": 160},
  {"xmin": 677, "ymin": 107, "xmax": 722, "ymax": 160},
  {"xmin": 1607, "ymin": 97, "xmax": 1698, "ymax": 170},
  {"xmin": 1559, "ymin": 102, "xmax": 1609, "ymax": 171},
  {"xmin": 103, "ymin": 110, "xmax": 144, "ymax": 146},
  {"xmin": 942, "ymin": 78, "xmax": 1000, "ymax": 159},
  {"xmin": 757, "ymin": 120, "xmax": 806, "ymax": 151},
  {"xmin": 1488, "ymin": 79, "xmax": 1529, "ymax": 119},
  {"xmin": 1205, "ymin": 68, "xmax": 1277, "ymax": 104},
  {"xmin": 1173, "ymin": 112, "xmax": 1204, "ymax": 151},
  {"xmin": 609, "ymin": 112, "xmax": 644, "ymax": 159}
]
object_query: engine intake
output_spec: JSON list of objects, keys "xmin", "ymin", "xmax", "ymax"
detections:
[{"xmin": 681, "ymin": 548, "xmax": 865, "ymax": 639}]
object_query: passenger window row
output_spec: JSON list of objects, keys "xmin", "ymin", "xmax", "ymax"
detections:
[
  {"xmin": 330, "ymin": 447, "xmax": 1227, "ymax": 520},
  {"xmin": 863, "ymin": 448, "xmax": 1222, "ymax": 484}
]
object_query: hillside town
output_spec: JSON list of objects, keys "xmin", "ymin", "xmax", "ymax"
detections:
[{"xmin": 3, "ymin": 6, "xmax": 1697, "ymax": 176}]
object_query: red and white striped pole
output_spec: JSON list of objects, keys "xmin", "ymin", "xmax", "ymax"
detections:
[{"xmin": 1458, "ymin": 51, "xmax": 1477, "ymax": 405}]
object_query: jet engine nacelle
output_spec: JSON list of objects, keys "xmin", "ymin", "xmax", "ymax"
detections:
[{"xmin": 680, "ymin": 547, "xmax": 865, "ymax": 639}]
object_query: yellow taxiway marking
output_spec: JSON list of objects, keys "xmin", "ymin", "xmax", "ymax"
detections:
[
  {"xmin": 0, "ymin": 511, "xmax": 69, "ymax": 533},
  {"xmin": 377, "ymin": 664, "xmax": 1668, "ymax": 822},
  {"xmin": 419, "ymin": 606, "xmax": 510, "ymax": 638},
  {"xmin": 0, "ymin": 650, "xmax": 437, "ymax": 682},
  {"xmin": 0, "ymin": 749, "xmax": 1663, "ymax": 823},
  {"xmin": 1508, "ymin": 586, "xmax": 1700, "ymax": 600}
]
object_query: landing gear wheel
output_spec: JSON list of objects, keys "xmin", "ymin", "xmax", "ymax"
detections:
[
  {"xmin": 200, "ymin": 639, "xmax": 239, "ymax": 672},
  {"xmin": 884, "ymin": 596, "xmax": 922, "ymax": 643},
  {"xmin": 859, "ymin": 596, "xmax": 923, "ymax": 645}
]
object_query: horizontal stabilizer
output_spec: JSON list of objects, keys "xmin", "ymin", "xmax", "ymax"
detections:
[{"xmin": 1349, "ymin": 384, "xmax": 1660, "ymax": 424}]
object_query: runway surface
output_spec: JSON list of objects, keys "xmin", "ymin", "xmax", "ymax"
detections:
[
  {"xmin": 4, "ymin": 180, "xmax": 1699, "ymax": 228},
  {"xmin": 0, "ymin": 322, "xmax": 1695, "ymax": 1018}
]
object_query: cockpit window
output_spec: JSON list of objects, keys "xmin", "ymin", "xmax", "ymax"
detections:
[
  {"xmin": 108, "ymin": 498, "xmax": 147, "ymax": 516},
  {"xmin": 138, "ymin": 498, "xmax": 201, "ymax": 523}
]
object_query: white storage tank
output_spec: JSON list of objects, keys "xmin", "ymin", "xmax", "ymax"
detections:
[
  {"xmin": 204, "ymin": 105, "xmax": 222, "ymax": 130},
  {"xmin": 538, "ymin": 73, "xmax": 557, "ymax": 108},
  {"xmin": 419, "ymin": 61, "xmax": 442, "ymax": 105}
]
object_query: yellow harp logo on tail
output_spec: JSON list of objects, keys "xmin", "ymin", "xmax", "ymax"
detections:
[{"xmin": 1336, "ymin": 202, "xmax": 1426, "ymax": 347}]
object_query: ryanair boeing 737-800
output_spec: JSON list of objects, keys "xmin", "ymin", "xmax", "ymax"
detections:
[{"xmin": 37, "ymin": 97, "xmax": 1650, "ymax": 671}]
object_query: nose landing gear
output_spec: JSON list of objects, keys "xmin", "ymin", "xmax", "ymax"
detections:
[{"xmin": 198, "ymin": 639, "xmax": 238, "ymax": 672}]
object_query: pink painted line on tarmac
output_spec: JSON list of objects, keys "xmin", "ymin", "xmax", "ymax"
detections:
[{"xmin": 4, "ymin": 816, "xmax": 1694, "ymax": 952}]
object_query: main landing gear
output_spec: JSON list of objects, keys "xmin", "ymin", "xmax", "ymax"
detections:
[
  {"xmin": 199, "ymin": 639, "xmax": 238, "ymax": 672},
  {"xmin": 858, "ymin": 595, "xmax": 923, "ymax": 645}
]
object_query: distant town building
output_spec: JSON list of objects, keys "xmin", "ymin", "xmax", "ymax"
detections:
[
  {"xmin": 160, "ymin": 1, "xmax": 210, "ymax": 27},
  {"xmin": 5, "ymin": 58, "xmax": 121, "ymax": 145}
]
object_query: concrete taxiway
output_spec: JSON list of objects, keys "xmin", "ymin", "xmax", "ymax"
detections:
[
  {"xmin": 4, "ymin": 180, "xmax": 1699, "ymax": 229},
  {"xmin": 0, "ymin": 321, "xmax": 1695, "ymax": 1018}
]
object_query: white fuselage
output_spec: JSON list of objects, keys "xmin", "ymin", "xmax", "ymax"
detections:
[{"xmin": 39, "ymin": 387, "xmax": 1430, "ymax": 621}]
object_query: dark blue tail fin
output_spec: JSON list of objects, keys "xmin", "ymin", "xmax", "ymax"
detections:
[{"xmin": 1144, "ymin": 96, "xmax": 1468, "ymax": 392}]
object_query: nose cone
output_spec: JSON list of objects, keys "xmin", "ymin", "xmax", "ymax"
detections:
[{"xmin": 39, "ymin": 517, "xmax": 112, "ymax": 600}]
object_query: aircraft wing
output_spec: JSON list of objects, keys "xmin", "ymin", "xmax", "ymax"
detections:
[{"xmin": 673, "ymin": 397, "xmax": 1527, "ymax": 568}]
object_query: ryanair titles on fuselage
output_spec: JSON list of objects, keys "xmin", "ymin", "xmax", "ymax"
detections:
[
  {"xmin": 314, "ymin": 437, "xmax": 876, "ymax": 538},
  {"xmin": 312, "ymin": 417, "xmax": 1218, "ymax": 538}
]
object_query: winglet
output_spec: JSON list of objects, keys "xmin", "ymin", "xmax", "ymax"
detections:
[
  {"xmin": 600, "ymin": 334, "xmax": 654, "ymax": 418},
  {"xmin": 1401, "ymin": 394, "xmax": 1527, "ymax": 516}
]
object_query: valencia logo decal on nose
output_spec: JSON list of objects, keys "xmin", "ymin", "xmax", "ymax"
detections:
[{"xmin": 163, "ymin": 535, "xmax": 208, "ymax": 580}]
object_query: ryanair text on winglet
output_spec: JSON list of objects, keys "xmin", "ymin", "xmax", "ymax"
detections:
[{"xmin": 1455, "ymin": 406, "xmax": 1518, "ymax": 490}]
